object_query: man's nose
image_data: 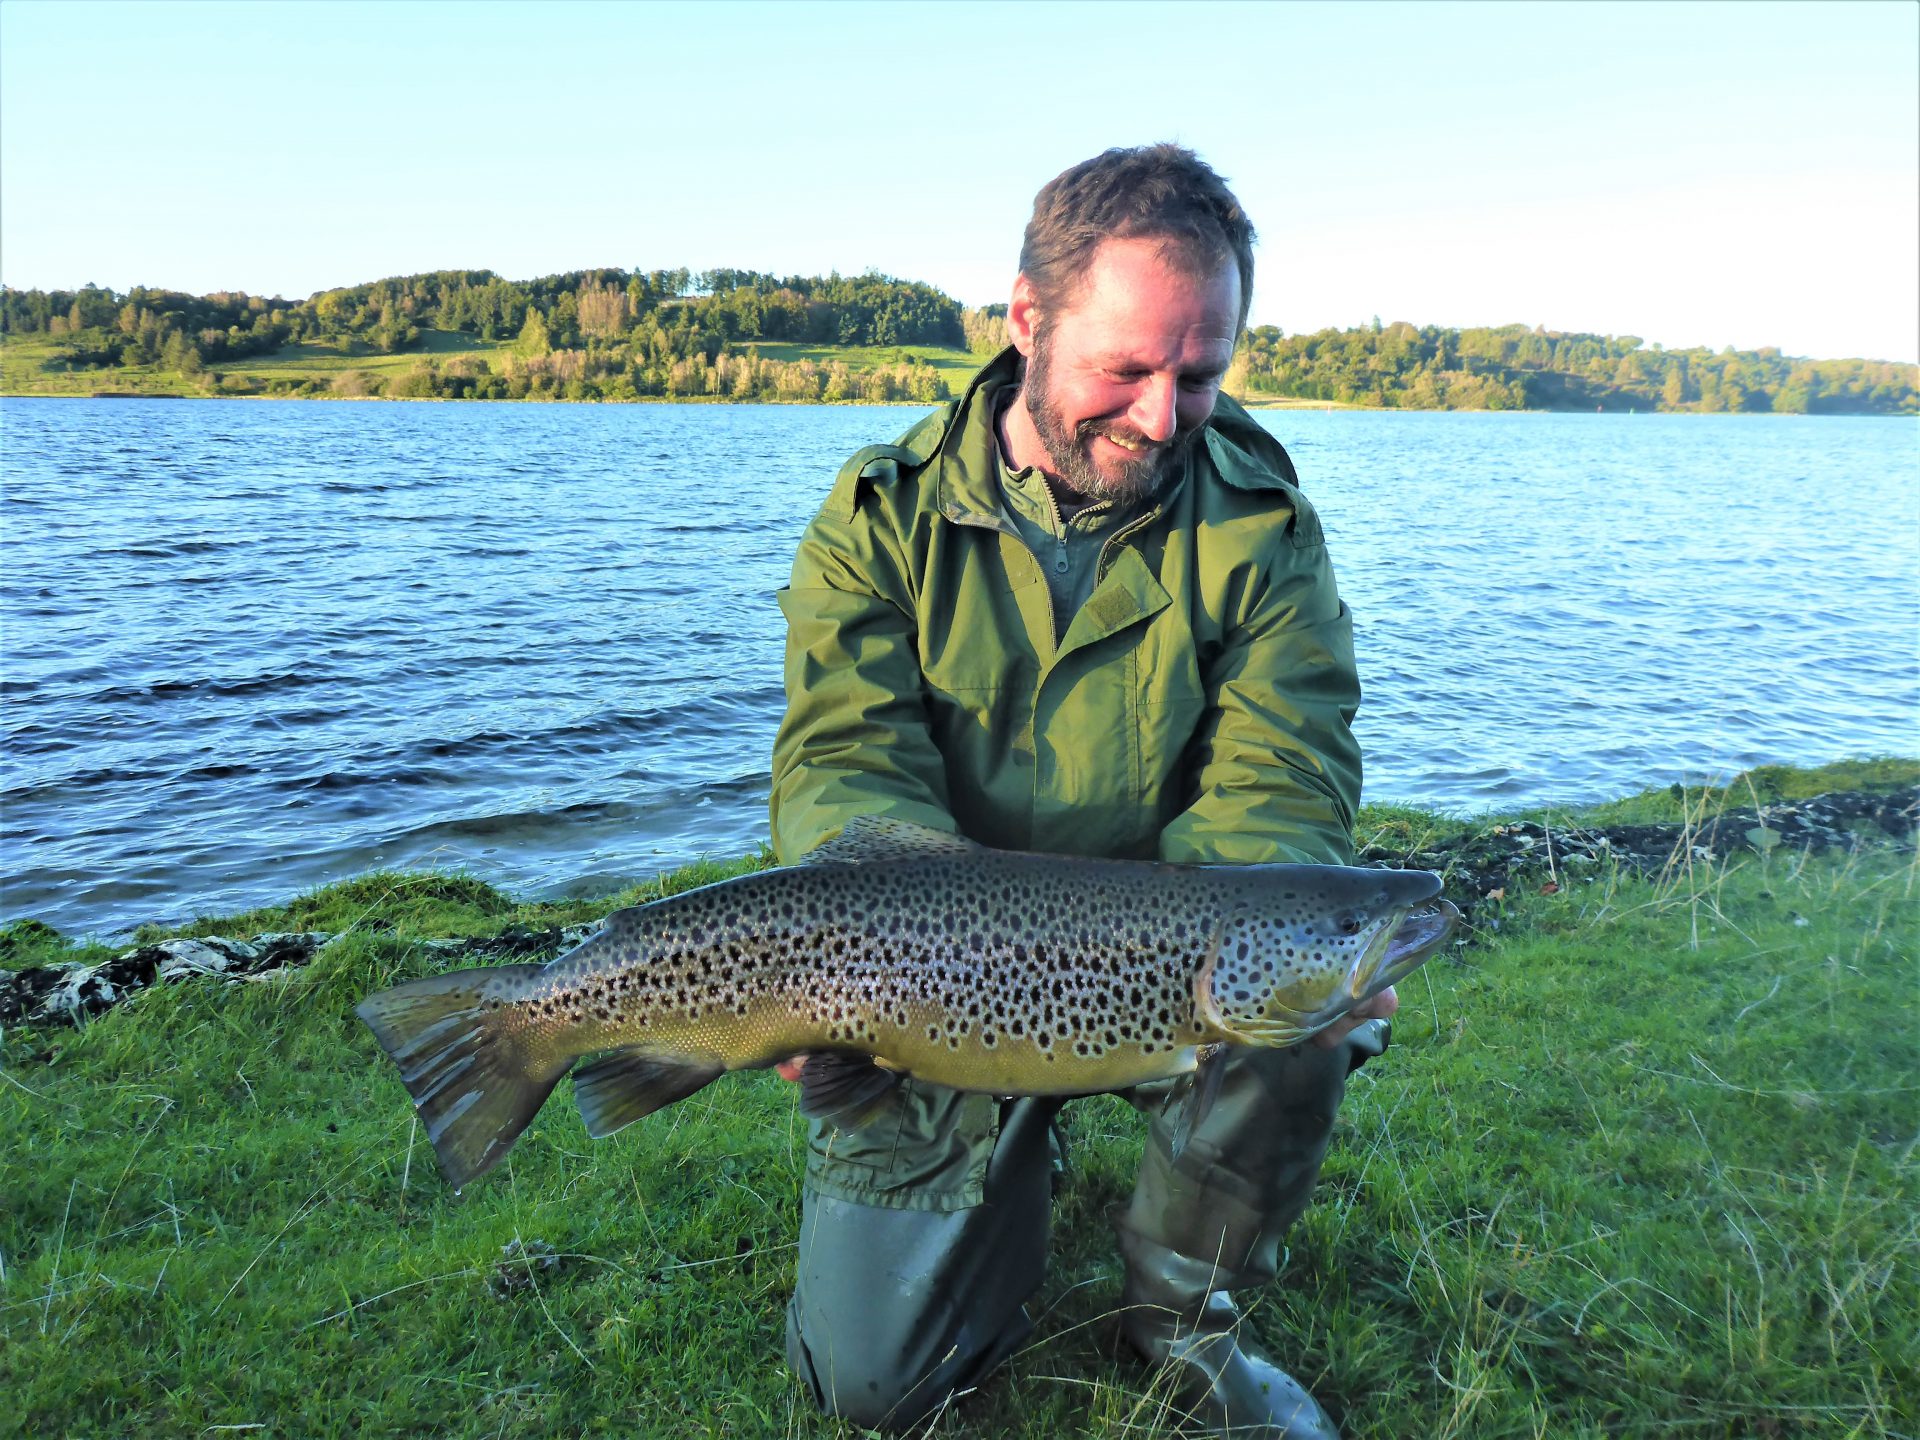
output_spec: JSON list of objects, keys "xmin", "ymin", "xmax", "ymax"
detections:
[{"xmin": 1129, "ymin": 375, "xmax": 1178, "ymax": 443}]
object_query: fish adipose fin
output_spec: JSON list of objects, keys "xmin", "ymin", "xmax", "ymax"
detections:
[
  {"xmin": 797, "ymin": 1051, "xmax": 903, "ymax": 1128},
  {"xmin": 572, "ymin": 1049, "xmax": 725, "ymax": 1138},
  {"xmin": 355, "ymin": 965, "xmax": 568, "ymax": 1192},
  {"xmin": 802, "ymin": 816, "xmax": 980, "ymax": 866}
]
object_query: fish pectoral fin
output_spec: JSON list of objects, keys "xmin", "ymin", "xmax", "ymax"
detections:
[
  {"xmin": 797, "ymin": 1051, "xmax": 903, "ymax": 1129},
  {"xmin": 1214, "ymin": 1015, "xmax": 1311, "ymax": 1048},
  {"xmin": 1168, "ymin": 1043, "xmax": 1232, "ymax": 1160},
  {"xmin": 801, "ymin": 816, "xmax": 980, "ymax": 865},
  {"xmin": 571, "ymin": 1049, "xmax": 725, "ymax": 1138}
]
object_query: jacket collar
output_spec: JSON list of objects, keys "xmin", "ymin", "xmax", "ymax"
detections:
[{"xmin": 933, "ymin": 348, "xmax": 1299, "ymax": 526}]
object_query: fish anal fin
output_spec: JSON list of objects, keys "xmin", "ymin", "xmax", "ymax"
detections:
[
  {"xmin": 801, "ymin": 816, "xmax": 980, "ymax": 866},
  {"xmin": 572, "ymin": 1048, "xmax": 725, "ymax": 1138},
  {"xmin": 797, "ymin": 1051, "xmax": 903, "ymax": 1128}
]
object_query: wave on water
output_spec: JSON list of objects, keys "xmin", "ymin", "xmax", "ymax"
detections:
[{"xmin": 2, "ymin": 399, "xmax": 1914, "ymax": 937}]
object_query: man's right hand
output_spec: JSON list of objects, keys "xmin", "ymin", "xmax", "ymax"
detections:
[{"xmin": 775, "ymin": 1056, "xmax": 807, "ymax": 1083}]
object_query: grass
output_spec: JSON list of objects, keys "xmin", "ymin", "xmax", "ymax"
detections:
[{"xmin": 2, "ymin": 764, "xmax": 1914, "ymax": 1438}]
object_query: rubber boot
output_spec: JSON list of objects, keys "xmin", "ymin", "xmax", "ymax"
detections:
[
  {"xmin": 1116, "ymin": 1228, "xmax": 1339, "ymax": 1438},
  {"xmin": 1114, "ymin": 1021, "xmax": 1388, "ymax": 1438}
]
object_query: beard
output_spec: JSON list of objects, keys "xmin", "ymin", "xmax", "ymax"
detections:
[{"xmin": 1022, "ymin": 332, "xmax": 1199, "ymax": 506}]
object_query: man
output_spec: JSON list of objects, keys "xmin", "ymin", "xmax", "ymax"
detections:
[{"xmin": 768, "ymin": 145, "xmax": 1392, "ymax": 1437}]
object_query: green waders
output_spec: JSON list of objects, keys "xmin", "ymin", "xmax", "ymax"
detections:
[{"xmin": 786, "ymin": 1022, "xmax": 1387, "ymax": 1434}]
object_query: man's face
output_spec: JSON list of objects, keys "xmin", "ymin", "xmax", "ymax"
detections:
[{"xmin": 1016, "ymin": 236, "xmax": 1241, "ymax": 504}]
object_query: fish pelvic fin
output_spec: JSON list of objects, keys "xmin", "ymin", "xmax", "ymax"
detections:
[
  {"xmin": 355, "ymin": 964, "xmax": 566, "ymax": 1192},
  {"xmin": 572, "ymin": 1049, "xmax": 725, "ymax": 1138},
  {"xmin": 797, "ymin": 1051, "xmax": 903, "ymax": 1130}
]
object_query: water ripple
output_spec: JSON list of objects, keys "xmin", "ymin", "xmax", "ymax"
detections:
[{"xmin": 1, "ymin": 398, "xmax": 1914, "ymax": 936}]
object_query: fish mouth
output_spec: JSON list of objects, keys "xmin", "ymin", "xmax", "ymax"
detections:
[
  {"xmin": 1338, "ymin": 897, "xmax": 1460, "ymax": 1009},
  {"xmin": 1373, "ymin": 898, "xmax": 1460, "ymax": 989}
]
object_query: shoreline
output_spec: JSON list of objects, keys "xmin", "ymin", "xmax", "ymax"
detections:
[
  {"xmin": 5, "ymin": 388, "xmax": 1913, "ymax": 416},
  {"xmin": 5, "ymin": 759, "xmax": 1912, "ymax": 986}
]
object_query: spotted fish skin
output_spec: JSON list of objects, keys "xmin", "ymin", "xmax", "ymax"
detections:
[{"xmin": 356, "ymin": 819, "xmax": 1457, "ymax": 1189}]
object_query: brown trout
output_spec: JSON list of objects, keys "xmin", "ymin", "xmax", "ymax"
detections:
[{"xmin": 357, "ymin": 818, "xmax": 1458, "ymax": 1190}]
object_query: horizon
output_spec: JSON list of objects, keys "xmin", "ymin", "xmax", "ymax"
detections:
[{"xmin": 2, "ymin": 0, "xmax": 1916, "ymax": 364}]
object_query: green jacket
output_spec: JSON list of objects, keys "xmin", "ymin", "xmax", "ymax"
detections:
[{"xmin": 770, "ymin": 348, "xmax": 1362, "ymax": 871}]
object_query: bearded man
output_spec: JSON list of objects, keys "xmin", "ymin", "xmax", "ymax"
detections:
[{"xmin": 768, "ymin": 144, "xmax": 1391, "ymax": 1438}]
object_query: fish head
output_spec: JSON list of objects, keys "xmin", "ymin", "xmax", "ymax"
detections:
[{"xmin": 1202, "ymin": 865, "xmax": 1459, "ymax": 1046}]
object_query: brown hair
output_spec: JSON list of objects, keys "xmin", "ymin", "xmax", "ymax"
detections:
[{"xmin": 1019, "ymin": 144, "xmax": 1256, "ymax": 330}]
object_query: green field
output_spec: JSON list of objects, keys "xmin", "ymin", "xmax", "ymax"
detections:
[
  {"xmin": 2, "ymin": 764, "xmax": 1914, "ymax": 1438},
  {"xmin": 2, "ymin": 330, "xmax": 516, "ymax": 399}
]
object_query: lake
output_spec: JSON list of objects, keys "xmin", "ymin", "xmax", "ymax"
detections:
[{"xmin": 2, "ymin": 397, "xmax": 1914, "ymax": 938}]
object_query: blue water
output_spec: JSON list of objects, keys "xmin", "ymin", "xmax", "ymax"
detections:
[{"xmin": 2, "ymin": 398, "xmax": 1914, "ymax": 937}]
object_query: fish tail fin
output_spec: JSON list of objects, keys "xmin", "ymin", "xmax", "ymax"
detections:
[
  {"xmin": 571, "ymin": 1048, "xmax": 725, "ymax": 1138},
  {"xmin": 355, "ymin": 965, "xmax": 568, "ymax": 1191}
]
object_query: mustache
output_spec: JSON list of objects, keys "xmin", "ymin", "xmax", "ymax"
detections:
[{"xmin": 1076, "ymin": 420, "xmax": 1159, "ymax": 450}]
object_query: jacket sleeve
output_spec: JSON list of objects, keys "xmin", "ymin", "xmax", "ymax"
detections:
[
  {"xmin": 769, "ymin": 498, "xmax": 958, "ymax": 864},
  {"xmin": 1157, "ymin": 531, "xmax": 1363, "ymax": 868}
]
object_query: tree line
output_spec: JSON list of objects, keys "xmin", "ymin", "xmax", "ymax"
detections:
[
  {"xmin": 359, "ymin": 348, "xmax": 953, "ymax": 404},
  {"xmin": 0, "ymin": 267, "xmax": 967, "ymax": 383},
  {"xmin": 1230, "ymin": 320, "xmax": 1915, "ymax": 415},
  {"xmin": 3, "ymin": 274, "xmax": 1912, "ymax": 413}
]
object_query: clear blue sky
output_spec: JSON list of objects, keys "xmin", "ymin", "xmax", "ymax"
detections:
[{"xmin": 3, "ymin": 0, "xmax": 1915, "ymax": 361}]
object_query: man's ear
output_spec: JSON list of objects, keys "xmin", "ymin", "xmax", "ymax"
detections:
[{"xmin": 1007, "ymin": 274, "xmax": 1040, "ymax": 359}]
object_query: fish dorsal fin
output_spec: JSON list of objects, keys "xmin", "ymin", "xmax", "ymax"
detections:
[{"xmin": 800, "ymin": 816, "xmax": 980, "ymax": 866}]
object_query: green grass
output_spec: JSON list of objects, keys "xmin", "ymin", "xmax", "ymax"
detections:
[
  {"xmin": 0, "ymin": 330, "xmax": 514, "ymax": 398},
  {"xmin": 3, "ymin": 769, "xmax": 1913, "ymax": 1438}
]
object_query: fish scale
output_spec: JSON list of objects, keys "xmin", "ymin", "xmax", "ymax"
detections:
[{"xmin": 357, "ymin": 817, "xmax": 1458, "ymax": 1189}]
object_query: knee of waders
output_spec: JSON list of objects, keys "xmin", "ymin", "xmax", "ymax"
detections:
[
  {"xmin": 786, "ymin": 1273, "xmax": 1033, "ymax": 1431},
  {"xmin": 785, "ymin": 1184, "xmax": 1042, "ymax": 1431}
]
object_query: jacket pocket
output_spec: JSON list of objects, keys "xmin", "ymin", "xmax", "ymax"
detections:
[{"xmin": 1131, "ymin": 619, "xmax": 1207, "ymax": 807}]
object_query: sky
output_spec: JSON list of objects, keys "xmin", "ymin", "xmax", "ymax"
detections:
[{"xmin": 2, "ymin": 0, "xmax": 1915, "ymax": 362}]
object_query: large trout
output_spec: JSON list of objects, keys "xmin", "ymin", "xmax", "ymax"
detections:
[{"xmin": 357, "ymin": 818, "xmax": 1458, "ymax": 1190}]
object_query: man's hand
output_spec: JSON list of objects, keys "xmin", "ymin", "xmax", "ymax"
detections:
[
  {"xmin": 775, "ymin": 1056, "xmax": 808, "ymax": 1083},
  {"xmin": 1310, "ymin": 985, "xmax": 1397, "ymax": 1050}
]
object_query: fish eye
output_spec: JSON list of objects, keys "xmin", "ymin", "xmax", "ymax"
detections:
[{"xmin": 1337, "ymin": 913, "xmax": 1363, "ymax": 936}]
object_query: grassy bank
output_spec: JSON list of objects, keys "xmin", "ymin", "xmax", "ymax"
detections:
[
  {"xmin": 0, "ymin": 331, "xmax": 979, "ymax": 403},
  {"xmin": 3, "ymin": 763, "xmax": 1914, "ymax": 1438}
]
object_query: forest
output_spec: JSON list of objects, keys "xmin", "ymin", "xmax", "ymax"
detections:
[
  {"xmin": 0, "ymin": 269, "xmax": 965, "ymax": 402},
  {"xmin": 2, "ymin": 272, "xmax": 1913, "ymax": 413},
  {"xmin": 1229, "ymin": 319, "xmax": 1916, "ymax": 415}
]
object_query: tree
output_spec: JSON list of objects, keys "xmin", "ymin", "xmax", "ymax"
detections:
[{"xmin": 518, "ymin": 306, "xmax": 551, "ymax": 357}]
